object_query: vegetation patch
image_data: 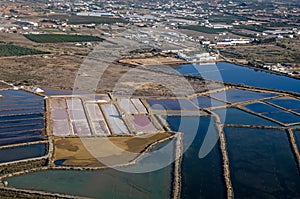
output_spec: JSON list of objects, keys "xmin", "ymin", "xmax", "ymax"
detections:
[
  {"xmin": 0, "ymin": 44, "xmax": 49, "ymax": 57},
  {"xmin": 24, "ymin": 34, "xmax": 104, "ymax": 43},
  {"xmin": 235, "ymin": 24, "xmax": 271, "ymax": 32},
  {"xmin": 179, "ymin": 25, "xmax": 227, "ymax": 34}
]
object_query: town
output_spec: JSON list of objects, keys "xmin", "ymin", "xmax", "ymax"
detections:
[{"xmin": 0, "ymin": 0, "xmax": 299, "ymax": 79}]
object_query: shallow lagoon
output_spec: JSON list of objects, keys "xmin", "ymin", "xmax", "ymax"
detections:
[
  {"xmin": 225, "ymin": 127, "xmax": 300, "ymax": 198},
  {"xmin": 8, "ymin": 141, "xmax": 175, "ymax": 199},
  {"xmin": 175, "ymin": 62, "xmax": 300, "ymax": 94}
]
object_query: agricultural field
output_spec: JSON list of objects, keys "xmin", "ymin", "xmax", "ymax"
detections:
[
  {"xmin": 24, "ymin": 34, "xmax": 104, "ymax": 43},
  {"xmin": 220, "ymin": 40, "xmax": 300, "ymax": 67},
  {"xmin": 0, "ymin": 43, "xmax": 49, "ymax": 57},
  {"xmin": 179, "ymin": 25, "xmax": 226, "ymax": 34},
  {"xmin": 208, "ymin": 14, "xmax": 248, "ymax": 24},
  {"xmin": 234, "ymin": 24, "xmax": 271, "ymax": 32},
  {"xmin": 49, "ymin": 15, "xmax": 128, "ymax": 25}
]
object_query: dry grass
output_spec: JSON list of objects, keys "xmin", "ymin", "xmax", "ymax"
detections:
[
  {"xmin": 220, "ymin": 41, "xmax": 300, "ymax": 66},
  {"xmin": 52, "ymin": 132, "xmax": 172, "ymax": 167},
  {"xmin": 0, "ymin": 55, "xmax": 82, "ymax": 89},
  {"xmin": 119, "ymin": 56, "xmax": 185, "ymax": 66}
]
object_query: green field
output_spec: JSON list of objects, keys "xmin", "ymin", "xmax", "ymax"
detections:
[
  {"xmin": 235, "ymin": 24, "xmax": 271, "ymax": 32},
  {"xmin": 0, "ymin": 44, "xmax": 49, "ymax": 57},
  {"xmin": 179, "ymin": 25, "xmax": 227, "ymax": 34},
  {"xmin": 24, "ymin": 34, "xmax": 104, "ymax": 43},
  {"xmin": 49, "ymin": 15, "xmax": 127, "ymax": 25},
  {"xmin": 209, "ymin": 14, "xmax": 248, "ymax": 24}
]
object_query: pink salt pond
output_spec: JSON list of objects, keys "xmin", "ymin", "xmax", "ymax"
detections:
[
  {"xmin": 52, "ymin": 109, "xmax": 68, "ymax": 120},
  {"xmin": 132, "ymin": 115, "xmax": 157, "ymax": 132},
  {"xmin": 52, "ymin": 120, "xmax": 71, "ymax": 136}
]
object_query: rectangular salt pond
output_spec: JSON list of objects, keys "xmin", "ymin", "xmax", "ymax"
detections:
[
  {"xmin": 0, "ymin": 131, "xmax": 41, "ymax": 139},
  {"xmin": 68, "ymin": 109, "xmax": 87, "ymax": 121},
  {"xmin": 293, "ymin": 109, "xmax": 300, "ymax": 114},
  {"xmin": 66, "ymin": 98, "xmax": 83, "ymax": 110},
  {"xmin": 191, "ymin": 95, "xmax": 225, "ymax": 108},
  {"xmin": 131, "ymin": 99, "xmax": 148, "ymax": 114},
  {"xmin": 267, "ymin": 98, "xmax": 300, "ymax": 109},
  {"xmin": 147, "ymin": 99, "xmax": 197, "ymax": 111},
  {"xmin": 0, "ymin": 113, "xmax": 43, "ymax": 121},
  {"xmin": 294, "ymin": 131, "xmax": 300, "ymax": 152},
  {"xmin": 0, "ymin": 100, "xmax": 44, "ymax": 106},
  {"xmin": 210, "ymin": 89, "xmax": 276, "ymax": 103},
  {"xmin": 91, "ymin": 121, "xmax": 111, "ymax": 136},
  {"xmin": 0, "ymin": 90, "xmax": 43, "ymax": 99},
  {"xmin": 0, "ymin": 105, "xmax": 44, "ymax": 111},
  {"xmin": 86, "ymin": 104, "xmax": 111, "ymax": 136},
  {"xmin": 244, "ymin": 102, "xmax": 283, "ymax": 114},
  {"xmin": 0, "ymin": 109, "xmax": 44, "ymax": 116},
  {"xmin": 51, "ymin": 109, "xmax": 68, "ymax": 120},
  {"xmin": 101, "ymin": 104, "xmax": 130, "ymax": 135},
  {"xmin": 0, "ymin": 119, "xmax": 44, "ymax": 128},
  {"xmin": 71, "ymin": 121, "xmax": 91, "ymax": 136},
  {"xmin": 263, "ymin": 112, "xmax": 300, "ymax": 124},
  {"xmin": 118, "ymin": 98, "xmax": 139, "ymax": 114},
  {"xmin": 0, "ymin": 143, "xmax": 46, "ymax": 163},
  {"xmin": 66, "ymin": 99, "xmax": 91, "ymax": 136},
  {"xmin": 131, "ymin": 115, "xmax": 157, "ymax": 132},
  {"xmin": 49, "ymin": 98, "xmax": 67, "ymax": 109},
  {"xmin": 0, "ymin": 136, "xmax": 42, "ymax": 146},
  {"xmin": 213, "ymin": 108, "xmax": 280, "ymax": 126},
  {"xmin": 86, "ymin": 104, "xmax": 102, "ymax": 121},
  {"xmin": 52, "ymin": 120, "xmax": 72, "ymax": 137},
  {"xmin": 224, "ymin": 127, "xmax": 300, "ymax": 198},
  {"xmin": 0, "ymin": 123, "xmax": 44, "ymax": 133},
  {"xmin": 166, "ymin": 116, "xmax": 225, "ymax": 198}
]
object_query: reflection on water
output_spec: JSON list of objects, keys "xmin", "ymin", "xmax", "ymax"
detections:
[
  {"xmin": 167, "ymin": 116, "xmax": 225, "ymax": 199},
  {"xmin": 176, "ymin": 62, "xmax": 300, "ymax": 94},
  {"xmin": 225, "ymin": 127, "xmax": 300, "ymax": 198},
  {"xmin": 214, "ymin": 108, "xmax": 280, "ymax": 126}
]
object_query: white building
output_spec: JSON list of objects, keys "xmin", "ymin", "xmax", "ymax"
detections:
[{"xmin": 178, "ymin": 51, "xmax": 217, "ymax": 62}]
